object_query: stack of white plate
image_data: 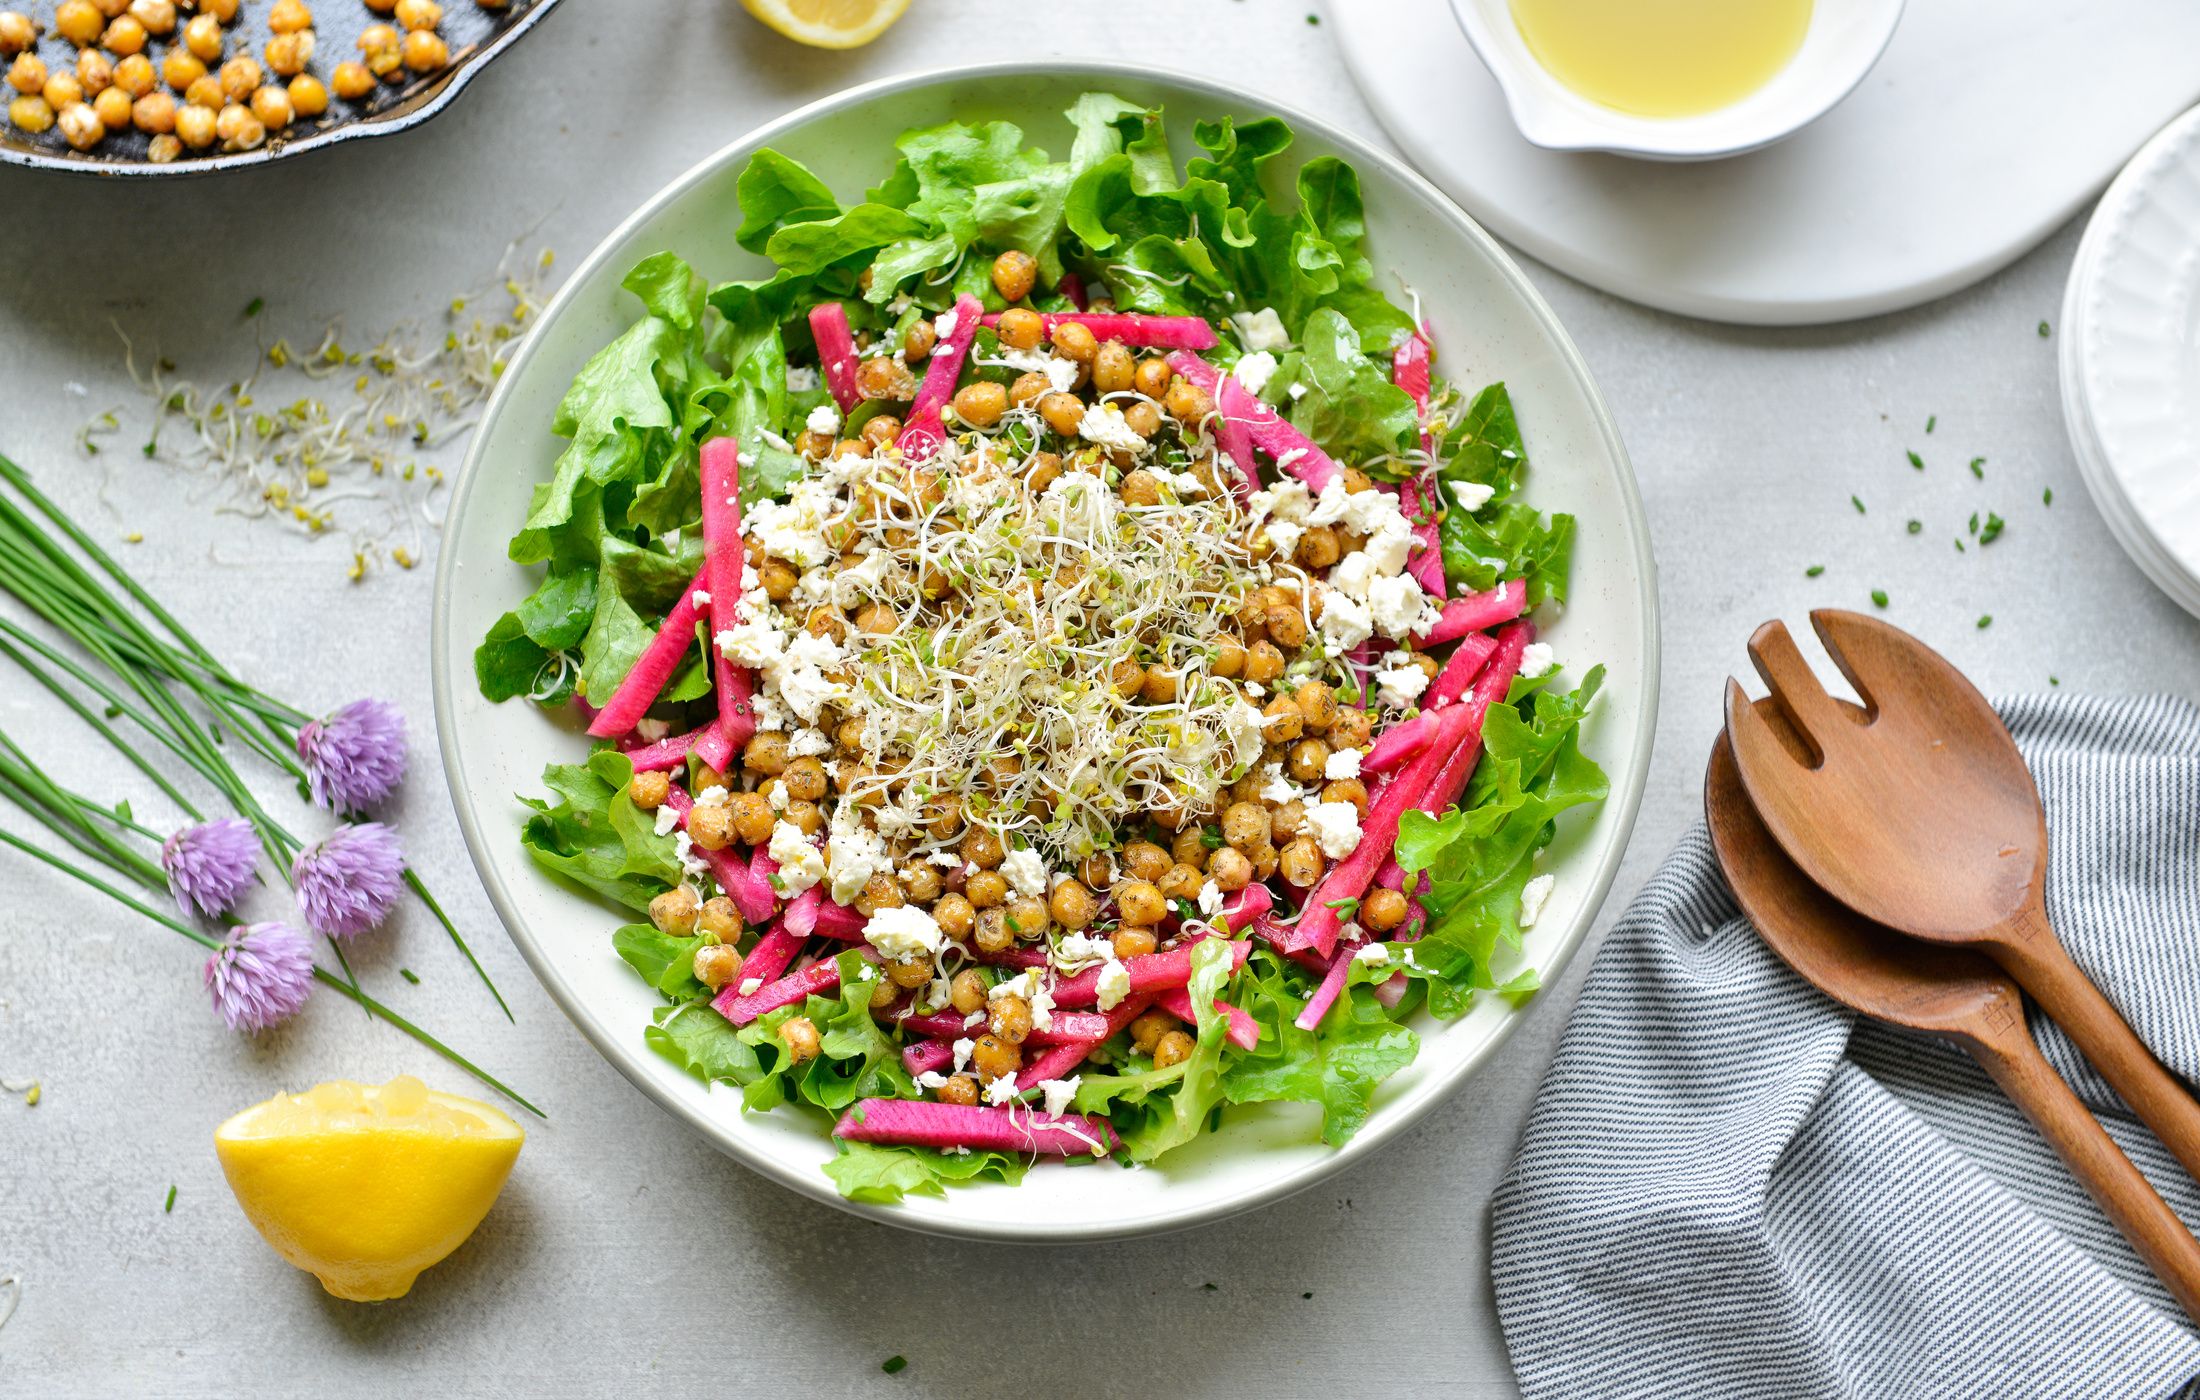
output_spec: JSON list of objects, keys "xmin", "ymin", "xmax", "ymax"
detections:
[{"xmin": 2060, "ymin": 103, "xmax": 2200, "ymax": 620}]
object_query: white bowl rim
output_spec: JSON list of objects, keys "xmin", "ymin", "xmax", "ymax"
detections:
[
  {"xmin": 429, "ymin": 57, "xmax": 1662, "ymax": 1243},
  {"xmin": 1448, "ymin": 0, "xmax": 1907, "ymax": 160}
]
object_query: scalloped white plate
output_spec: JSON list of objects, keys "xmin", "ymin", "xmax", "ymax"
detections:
[
  {"xmin": 430, "ymin": 62, "xmax": 1658, "ymax": 1242},
  {"xmin": 2062, "ymin": 103, "xmax": 2200, "ymax": 620}
]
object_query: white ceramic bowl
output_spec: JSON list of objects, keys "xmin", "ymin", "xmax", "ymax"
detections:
[
  {"xmin": 430, "ymin": 61, "xmax": 1659, "ymax": 1242},
  {"xmin": 1449, "ymin": 0, "xmax": 1906, "ymax": 160}
]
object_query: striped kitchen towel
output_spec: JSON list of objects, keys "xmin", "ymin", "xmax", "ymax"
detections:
[{"xmin": 1491, "ymin": 694, "xmax": 2200, "ymax": 1400}]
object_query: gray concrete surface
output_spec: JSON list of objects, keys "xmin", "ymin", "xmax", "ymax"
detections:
[{"xmin": 2, "ymin": 3, "xmax": 2196, "ymax": 1396}]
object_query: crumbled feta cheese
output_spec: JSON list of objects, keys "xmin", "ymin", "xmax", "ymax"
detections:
[
  {"xmin": 1324, "ymin": 748, "xmax": 1363, "ymax": 781},
  {"xmin": 746, "ymin": 478, "xmax": 840, "ymax": 568},
  {"xmin": 1263, "ymin": 520, "xmax": 1305, "ymax": 560},
  {"xmin": 767, "ymin": 821, "xmax": 824, "ymax": 896},
  {"xmin": 1196, "ymin": 880, "xmax": 1224, "ymax": 918},
  {"xmin": 1095, "ymin": 958, "xmax": 1132, "ymax": 1012},
  {"xmin": 915, "ymin": 1070, "xmax": 950, "ymax": 1090},
  {"xmin": 983, "ymin": 1075, "xmax": 1019, "ymax": 1106},
  {"xmin": 951, "ymin": 1037, "xmax": 976, "ymax": 1073},
  {"xmin": 1367, "ymin": 573, "xmax": 1435, "ymax": 640},
  {"xmin": 1231, "ymin": 306, "xmax": 1291, "ymax": 351},
  {"xmin": 1288, "ymin": 380, "xmax": 1308, "ymax": 400},
  {"xmin": 865, "ymin": 904, "xmax": 945, "ymax": 962},
  {"xmin": 1250, "ymin": 479, "xmax": 1313, "ymax": 523},
  {"xmin": 1317, "ymin": 591, "xmax": 1374, "ymax": 652},
  {"xmin": 1448, "ymin": 480, "xmax": 1496, "ymax": 513},
  {"xmin": 690, "ymin": 589, "xmax": 711, "ymax": 606},
  {"xmin": 1078, "ymin": 402, "xmax": 1149, "ymax": 455},
  {"xmin": 1231, "ymin": 349, "xmax": 1279, "ymax": 396},
  {"xmin": 1306, "ymin": 801, "xmax": 1364, "ymax": 859},
  {"xmin": 1518, "ymin": 642, "xmax": 1558, "ymax": 679},
  {"xmin": 692, "ymin": 784, "xmax": 729, "ymax": 809},
  {"xmin": 1038, "ymin": 1076, "xmax": 1081, "ymax": 1118},
  {"xmin": 927, "ymin": 850, "xmax": 965, "ymax": 868},
  {"xmin": 788, "ymin": 727, "xmax": 832, "ymax": 758},
  {"xmin": 933, "ymin": 309, "xmax": 959, "ymax": 341},
  {"xmin": 785, "ymin": 365, "xmax": 819, "ymax": 392},
  {"xmin": 670, "ymin": 831, "xmax": 708, "ymax": 882},
  {"xmin": 1519, "ymin": 873, "xmax": 1556, "ymax": 928},
  {"xmin": 716, "ymin": 615, "xmax": 788, "ymax": 672},
  {"xmin": 653, "ymin": 804, "xmax": 680, "ymax": 837},
  {"xmin": 805, "ymin": 403, "xmax": 840, "ymax": 436},
  {"xmin": 738, "ymin": 977, "xmax": 763, "ymax": 996},
  {"xmin": 1000, "ymin": 847, "xmax": 1048, "ymax": 900},
  {"xmin": 1375, "ymin": 662, "xmax": 1431, "ymax": 710},
  {"xmin": 765, "ymin": 782, "xmax": 790, "ymax": 812},
  {"xmin": 1307, "ymin": 481, "xmax": 1405, "ymax": 536},
  {"xmin": 1029, "ymin": 985, "xmax": 1055, "ymax": 1032},
  {"xmin": 1353, "ymin": 943, "xmax": 1390, "ymax": 967},
  {"xmin": 826, "ymin": 815, "xmax": 889, "ymax": 905},
  {"xmin": 990, "ymin": 969, "xmax": 1042, "ymax": 1003},
  {"xmin": 1260, "ymin": 770, "xmax": 1306, "ymax": 806}
]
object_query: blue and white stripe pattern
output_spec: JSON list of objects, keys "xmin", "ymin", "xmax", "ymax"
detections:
[{"xmin": 1491, "ymin": 695, "xmax": 2200, "ymax": 1399}]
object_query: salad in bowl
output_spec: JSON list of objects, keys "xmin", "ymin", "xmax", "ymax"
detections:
[{"xmin": 473, "ymin": 90, "xmax": 1607, "ymax": 1204}]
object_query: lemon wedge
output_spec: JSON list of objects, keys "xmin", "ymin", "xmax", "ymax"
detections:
[
  {"xmin": 740, "ymin": 0, "xmax": 910, "ymax": 48},
  {"xmin": 214, "ymin": 1075, "xmax": 523, "ymax": 1302}
]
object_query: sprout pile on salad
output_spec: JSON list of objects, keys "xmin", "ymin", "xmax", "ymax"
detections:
[{"xmin": 479, "ymin": 93, "xmax": 1608, "ymax": 1201}]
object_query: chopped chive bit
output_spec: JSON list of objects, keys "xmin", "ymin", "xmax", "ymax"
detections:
[
  {"xmin": 2038, "ymin": 320, "xmax": 2051, "ymax": 338},
  {"xmin": 1970, "ymin": 457, "xmax": 1985, "ymax": 479},
  {"xmin": 1926, "ymin": 415, "xmax": 1937, "ymax": 434},
  {"xmin": 1871, "ymin": 590, "xmax": 1890, "ymax": 608},
  {"xmin": 2043, "ymin": 487, "xmax": 2054, "ymax": 506},
  {"xmin": 1906, "ymin": 519, "xmax": 1922, "ymax": 535},
  {"xmin": 1805, "ymin": 564, "xmax": 1825, "ymax": 578},
  {"xmin": 1979, "ymin": 512, "xmax": 2005, "ymax": 544},
  {"xmin": 243, "ymin": 296, "xmax": 265, "ymax": 318},
  {"xmin": 1977, "ymin": 615, "xmax": 1993, "ymax": 629},
  {"xmin": 164, "ymin": 1184, "xmax": 177, "ymax": 1213},
  {"xmin": 1851, "ymin": 495, "xmax": 1866, "ymax": 514},
  {"xmin": 883, "ymin": 1356, "xmax": 908, "ymax": 1375},
  {"xmin": 2050, "ymin": 675, "xmax": 2061, "ymax": 686},
  {"xmin": 1955, "ymin": 538, "xmax": 1967, "ymax": 553},
  {"xmin": 399, "ymin": 967, "xmax": 420, "ymax": 985},
  {"xmin": 1906, "ymin": 450, "xmax": 1924, "ymax": 470}
]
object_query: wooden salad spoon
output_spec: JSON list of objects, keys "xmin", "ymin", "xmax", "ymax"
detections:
[
  {"xmin": 1708, "ymin": 717, "xmax": 2200, "ymax": 1325},
  {"xmin": 1723, "ymin": 609, "xmax": 2200, "ymax": 1185}
]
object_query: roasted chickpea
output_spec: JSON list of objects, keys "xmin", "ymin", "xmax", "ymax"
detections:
[
  {"xmin": 1133, "ymin": 357, "xmax": 1171, "ymax": 400},
  {"xmin": 1328, "ymin": 707, "xmax": 1374, "ymax": 750},
  {"xmin": 1129, "ymin": 1010, "xmax": 1177, "ymax": 1054},
  {"xmin": 855, "ymin": 354, "xmax": 916, "ymax": 401},
  {"xmin": 249, "ymin": 81, "xmax": 292, "ymax": 130},
  {"xmin": 1038, "ymin": 391, "xmax": 1084, "ymax": 437},
  {"xmin": 1139, "ymin": 663, "xmax": 1180, "ymax": 705},
  {"xmin": 650, "ymin": 885, "xmax": 701, "ymax": 936},
  {"xmin": 782, "ymin": 756, "xmax": 827, "ymax": 803},
  {"xmin": 996, "ymin": 306, "xmax": 1044, "ymax": 350},
  {"xmin": 1164, "ymin": 377, "xmax": 1213, "ymax": 424},
  {"xmin": 1321, "ymin": 778, "xmax": 1370, "ymax": 819},
  {"xmin": 1339, "ymin": 466, "xmax": 1375, "ymax": 494},
  {"xmin": 42, "ymin": 71, "xmax": 82, "ymax": 108},
  {"xmin": 263, "ymin": 30, "xmax": 313, "ymax": 77},
  {"xmin": 988, "ymin": 993, "xmax": 1033, "ymax": 1044},
  {"xmin": 695, "ymin": 895, "xmax": 740, "ymax": 942},
  {"xmin": 1209, "ymin": 811, "xmax": 1264, "ymax": 863},
  {"xmin": 692, "ymin": 942, "xmax": 741, "ymax": 989},
  {"xmin": 1000, "ymin": 370, "xmax": 1050, "ymax": 409},
  {"xmin": 172, "ymin": 98, "xmax": 214, "ymax": 146},
  {"xmin": 201, "ymin": 0, "xmax": 239, "ymax": 18},
  {"xmin": 1023, "ymin": 450, "xmax": 1063, "ymax": 493},
  {"xmin": 934, "ymin": 892, "xmax": 977, "ymax": 940},
  {"xmin": 1097, "ymin": 929, "xmax": 1151, "ymax": 965},
  {"xmin": 960, "ymin": 826, "xmax": 1004, "ymax": 869},
  {"xmin": 144, "ymin": 130, "xmax": 179, "ymax": 161},
  {"xmin": 869, "ymin": 970, "xmax": 902, "ymax": 1012},
  {"xmin": 330, "ymin": 60, "xmax": 373, "ymax": 100},
  {"xmin": 1287, "ymin": 737, "xmax": 1331, "ymax": 783},
  {"xmin": 129, "ymin": 88, "xmax": 174, "ymax": 132},
  {"xmin": 856, "ymin": 872, "xmax": 905, "ymax": 918},
  {"xmin": 215, "ymin": 53, "xmax": 258, "ymax": 100},
  {"xmin": 991, "ymin": 248, "xmax": 1037, "ymax": 302},
  {"xmin": 891, "ymin": 863, "xmax": 938, "ymax": 909},
  {"xmin": 72, "ymin": 49, "xmax": 110, "ymax": 94},
  {"xmin": 6, "ymin": 51, "xmax": 44, "ymax": 95},
  {"xmin": 1249, "ymin": 842, "xmax": 1281, "ymax": 882},
  {"xmin": 180, "ymin": 10, "xmax": 221, "ymax": 59},
  {"xmin": 1410, "ymin": 650, "xmax": 1443, "ymax": 684},
  {"xmin": 1152, "ymin": 1030, "xmax": 1196, "ymax": 1070},
  {"xmin": 5, "ymin": 92, "xmax": 51, "ymax": 131},
  {"xmin": 1091, "ymin": 341, "xmax": 1135, "ymax": 395},
  {"xmin": 55, "ymin": 98, "xmax": 102, "ymax": 147},
  {"xmin": 1003, "ymin": 895, "xmax": 1049, "ymax": 941},
  {"xmin": 88, "ymin": 81, "xmax": 130, "ymax": 129},
  {"xmin": 1263, "ymin": 602, "xmax": 1309, "ymax": 650},
  {"xmin": 950, "ymin": 380, "xmax": 1006, "ymax": 428},
  {"xmin": 885, "ymin": 952, "xmax": 932, "ymax": 988},
  {"xmin": 1049, "ymin": 878, "xmax": 1096, "ymax": 931},
  {"xmin": 1294, "ymin": 525, "xmax": 1343, "ymax": 570},
  {"xmin": 1115, "ymin": 878, "xmax": 1166, "ymax": 927},
  {"xmin": 1263, "ymin": 694, "xmax": 1306, "ymax": 742},
  {"xmin": 1294, "ymin": 681, "xmax": 1339, "ymax": 734},
  {"xmin": 126, "ymin": 0, "xmax": 173, "ymax": 33},
  {"xmin": 0, "ymin": 11, "xmax": 38, "ymax": 53},
  {"xmin": 949, "ymin": 968, "xmax": 988, "ymax": 1016},
  {"xmin": 183, "ymin": 72, "xmax": 221, "ymax": 108},
  {"xmin": 1360, "ymin": 887, "xmax": 1410, "ymax": 934},
  {"xmin": 970, "ymin": 1032, "xmax": 1021, "ymax": 1082},
  {"xmin": 1207, "ymin": 844, "xmax": 1254, "ymax": 892},
  {"xmin": 1050, "ymin": 320, "xmax": 1097, "ymax": 364},
  {"xmin": 966, "ymin": 870, "xmax": 1008, "ymax": 911},
  {"xmin": 1270, "ymin": 800, "xmax": 1309, "ymax": 843},
  {"xmin": 685, "ymin": 802, "xmax": 731, "ymax": 852},
  {"xmin": 160, "ymin": 49, "xmax": 204, "ymax": 90},
  {"xmin": 779, "ymin": 1016, "xmax": 822, "ymax": 1065},
  {"xmin": 1123, "ymin": 401, "xmax": 1161, "ymax": 439},
  {"xmin": 1279, "ymin": 837, "xmax": 1326, "ymax": 888},
  {"xmin": 739, "ymin": 730, "xmax": 789, "ymax": 778},
  {"xmin": 391, "ymin": 0, "xmax": 435, "ymax": 28},
  {"xmin": 52, "ymin": 0, "xmax": 100, "ymax": 45},
  {"xmin": 1118, "ymin": 469, "xmax": 1162, "ymax": 508},
  {"xmin": 400, "ymin": 28, "xmax": 447, "ymax": 72},
  {"xmin": 1170, "ymin": 825, "xmax": 1210, "ymax": 870},
  {"xmin": 849, "ymin": 413, "xmax": 895, "ymax": 450},
  {"xmin": 1244, "ymin": 640, "xmax": 1286, "ymax": 684},
  {"xmin": 728, "ymin": 792, "xmax": 775, "ymax": 845},
  {"xmin": 1158, "ymin": 862, "xmax": 1204, "ymax": 903},
  {"xmin": 1116, "ymin": 841, "xmax": 1167, "ymax": 885},
  {"xmin": 937, "ymin": 1074, "xmax": 979, "ymax": 1106},
  {"xmin": 101, "ymin": 14, "xmax": 146, "ymax": 54}
]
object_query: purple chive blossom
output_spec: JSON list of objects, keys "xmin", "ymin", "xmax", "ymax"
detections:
[
  {"xmin": 296, "ymin": 699, "xmax": 408, "ymax": 812},
  {"xmin": 291, "ymin": 822, "xmax": 405, "ymax": 939},
  {"xmin": 203, "ymin": 922, "xmax": 316, "ymax": 1033},
  {"xmin": 160, "ymin": 818, "xmax": 261, "ymax": 919}
]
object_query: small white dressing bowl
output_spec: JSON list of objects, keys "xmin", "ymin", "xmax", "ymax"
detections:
[{"xmin": 1448, "ymin": 0, "xmax": 1907, "ymax": 161}]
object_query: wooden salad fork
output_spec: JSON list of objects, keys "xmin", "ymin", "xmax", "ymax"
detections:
[
  {"xmin": 1707, "ymin": 718, "xmax": 2200, "ymax": 1325},
  {"xmin": 1723, "ymin": 609, "xmax": 2200, "ymax": 1185}
]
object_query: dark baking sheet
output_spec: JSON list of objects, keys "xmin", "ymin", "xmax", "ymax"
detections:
[{"xmin": 0, "ymin": 0, "xmax": 559, "ymax": 176}]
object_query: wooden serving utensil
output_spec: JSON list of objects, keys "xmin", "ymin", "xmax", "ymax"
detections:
[
  {"xmin": 1707, "ymin": 715, "xmax": 2200, "ymax": 1325},
  {"xmin": 1723, "ymin": 609, "xmax": 2200, "ymax": 1185}
]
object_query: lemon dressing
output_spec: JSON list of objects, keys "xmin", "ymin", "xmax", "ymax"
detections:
[{"xmin": 1510, "ymin": 0, "xmax": 1814, "ymax": 118}]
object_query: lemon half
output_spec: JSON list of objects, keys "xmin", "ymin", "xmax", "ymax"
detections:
[
  {"xmin": 740, "ymin": 0, "xmax": 911, "ymax": 49},
  {"xmin": 214, "ymin": 1075, "xmax": 523, "ymax": 1302}
]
